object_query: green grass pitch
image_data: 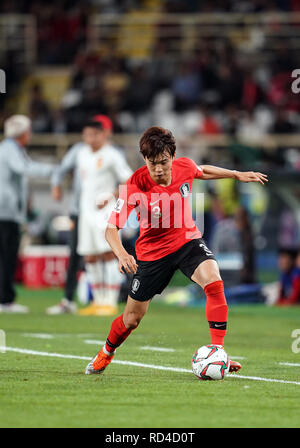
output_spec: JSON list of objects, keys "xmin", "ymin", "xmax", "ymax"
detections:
[{"xmin": 0, "ymin": 287, "xmax": 300, "ymax": 428}]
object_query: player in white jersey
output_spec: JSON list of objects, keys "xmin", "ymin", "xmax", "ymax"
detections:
[{"xmin": 77, "ymin": 115, "xmax": 133, "ymax": 316}]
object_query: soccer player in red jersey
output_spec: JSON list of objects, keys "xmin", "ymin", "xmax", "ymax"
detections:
[{"xmin": 85, "ymin": 127, "xmax": 268, "ymax": 375}]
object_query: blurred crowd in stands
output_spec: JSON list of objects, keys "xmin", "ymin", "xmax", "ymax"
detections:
[
  {"xmin": 3, "ymin": 0, "xmax": 300, "ymax": 15},
  {"xmin": 276, "ymin": 248, "xmax": 300, "ymax": 305},
  {"xmin": 1, "ymin": 1, "xmax": 300, "ymax": 304},
  {"xmin": 1, "ymin": 0, "xmax": 300, "ymax": 170}
]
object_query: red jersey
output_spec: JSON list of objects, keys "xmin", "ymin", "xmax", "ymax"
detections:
[{"xmin": 108, "ymin": 157, "xmax": 203, "ymax": 261}]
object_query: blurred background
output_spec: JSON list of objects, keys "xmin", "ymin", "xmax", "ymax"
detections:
[{"xmin": 1, "ymin": 0, "xmax": 300, "ymax": 305}]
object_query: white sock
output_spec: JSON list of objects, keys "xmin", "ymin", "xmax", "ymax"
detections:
[
  {"xmin": 85, "ymin": 262, "xmax": 105, "ymax": 306},
  {"xmin": 102, "ymin": 345, "xmax": 115, "ymax": 356},
  {"xmin": 102, "ymin": 259, "xmax": 123, "ymax": 307}
]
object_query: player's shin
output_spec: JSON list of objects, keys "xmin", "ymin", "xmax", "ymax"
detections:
[
  {"xmin": 103, "ymin": 313, "xmax": 133, "ymax": 354},
  {"xmin": 204, "ymin": 280, "xmax": 228, "ymax": 346}
]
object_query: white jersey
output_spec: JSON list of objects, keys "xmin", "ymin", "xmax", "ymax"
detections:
[
  {"xmin": 77, "ymin": 143, "xmax": 132, "ymax": 255},
  {"xmin": 77, "ymin": 143, "xmax": 132, "ymax": 214}
]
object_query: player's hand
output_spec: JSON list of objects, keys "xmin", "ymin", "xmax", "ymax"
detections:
[
  {"xmin": 52, "ymin": 186, "xmax": 63, "ymax": 201},
  {"xmin": 97, "ymin": 199, "xmax": 109, "ymax": 210},
  {"xmin": 96, "ymin": 193, "xmax": 114, "ymax": 210},
  {"xmin": 235, "ymin": 171, "xmax": 268, "ymax": 185},
  {"xmin": 118, "ymin": 253, "xmax": 138, "ymax": 274}
]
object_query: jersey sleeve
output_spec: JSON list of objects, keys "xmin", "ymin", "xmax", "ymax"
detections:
[
  {"xmin": 111, "ymin": 149, "xmax": 133, "ymax": 184},
  {"xmin": 108, "ymin": 178, "xmax": 139, "ymax": 229},
  {"xmin": 190, "ymin": 159, "xmax": 203, "ymax": 179},
  {"xmin": 180, "ymin": 157, "xmax": 203, "ymax": 179}
]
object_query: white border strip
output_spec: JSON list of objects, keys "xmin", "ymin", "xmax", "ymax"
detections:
[{"xmin": 4, "ymin": 347, "xmax": 300, "ymax": 386}]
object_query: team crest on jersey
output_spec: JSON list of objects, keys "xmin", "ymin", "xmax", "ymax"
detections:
[
  {"xmin": 96, "ymin": 158, "xmax": 103, "ymax": 169},
  {"xmin": 179, "ymin": 183, "xmax": 190, "ymax": 198},
  {"xmin": 114, "ymin": 198, "xmax": 124, "ymax": 214},
  {"xmin": 132, "ymin": 279, "xmax": 140, "ymax": 293}
]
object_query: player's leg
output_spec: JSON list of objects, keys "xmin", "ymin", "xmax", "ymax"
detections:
[
  {"xmin": 85, "ymin": 296, "xmax": 150, "ymax": 374},
  {"xmin": 0, "ymin": 221, "xmax": 11, "ymax": 305},
  {"xmin": 191, "ymin": 259, "xmax": 241, "ymax": 372},
  {"xmin": 178, "ymin": 239, "xmax": 241, "ymax": 372},
  {"xmin": 100, "ymin": 251, "xmax": 124, "ymax": 315},
  {"xmin": 191, "ymin": 259, "xmax": 227, "ymax": 346},
  {"xmin": 63, "ymin": 215, "xmax": 81, "ymax": 305},
  {"xmin": 77, "ymin": 213, "xmax": 107, "ymax": 315},
  {"xmin": 85, "ymin": 254, "xmax": 174, "ymax": 374},
  {"xmin": 81, "ymin": 216, "xmax": 123, "ymax": 316},
  {"xmin": 0, "ymin": 221, "xmax": 27, "ymax": 313},
  {"xmin": 105, "ymin": 296, "xmax": 150, "ymax": 353},
  {"xmin": 79, "ymin": 254, "xmax": 105, "ymax": 315}
]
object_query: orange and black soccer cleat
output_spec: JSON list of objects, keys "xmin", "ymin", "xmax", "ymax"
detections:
[
  {"xmin": 85, "ymin": 347, "xmax": 115, "ymax": 375},
  {"xmin": 229, "ymin": 360, "xmax": 242, "ymax": 373}
]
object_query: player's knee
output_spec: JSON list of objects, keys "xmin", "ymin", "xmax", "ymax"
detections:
[
  {"xmin": 204, "ymin": 274, "xmax": 222, "ymax": 289},
  {"xmin": 123, "ymin": 312, "xmax": 144, "ymax": 330}
]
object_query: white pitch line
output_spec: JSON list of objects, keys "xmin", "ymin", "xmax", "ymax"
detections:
[
  {"xmin": 84, "ymin": 341, "xmax": 175, "ymax": 352},
  {"xmin": 4, "ymin": 346, "xmax": 300, "ymax": 386},
  {"xmin": 6, "ymin": 347, "xmax": 90, "ymax": 360},
  {"xmin": 84, "ymin": 339, "xmax": 106, "ymax": 345},
  {"xmin": 22, "ymin": 333, "xmax": 54, "ymax": 340},
  {"xmin": 279, "ymin": 362, "xmax": 300, "ymax": 367},
  {"xmin": 228, "ymin": 374, "xmax": 300, "ymax": 386},
  {"xmin": 20, "ymin": 334, "xmax": 246, "ymax": 360},
  {"xmin": 140, "ymin": 346, "xmax": 175, "ymax": 353}
]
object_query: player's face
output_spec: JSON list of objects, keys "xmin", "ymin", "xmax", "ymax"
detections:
[
  {"xmin": 278, "ymin": 253, "xmax": 294, "ymax": 272},
  {"xmin": 144, "ymin": 152, "xmax": 175, "ymax": 185},
  {"xmin": 18, "ymin": 128, "xmax": 32, "ymax": 147},
  {"xmin": 82, "ymin": 127, "xmax": 107, "ymax": 150}
]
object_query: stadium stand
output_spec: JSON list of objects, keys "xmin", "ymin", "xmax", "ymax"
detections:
[{"xmin": 1, "ymin": 0, "xmax": 300, "ymax": 281}]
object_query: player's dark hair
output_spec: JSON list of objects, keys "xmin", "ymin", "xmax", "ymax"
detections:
[
  {"xmin": 139, "ymin": 127, "xmax": 176, "ymax": 160},
  {"xmin": 278, "ymin": 247, "xmax": 298, "ymax": 259},
  {"xmin": 83, "ymin": 119, "xmax": 104, "ymax": 131}
]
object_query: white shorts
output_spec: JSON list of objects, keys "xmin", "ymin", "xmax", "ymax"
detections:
[{"xmin": 77, "ymin": 205, "xmax": 113, "ymax": 256}]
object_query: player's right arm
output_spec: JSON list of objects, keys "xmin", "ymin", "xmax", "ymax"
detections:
[
  {"xmin": 105, "ymin": 223, "xmax": 138, "ymax": 274},
  {"xmin": 7, "ymin": 143, "xmax": 55, "ymax": 178}
]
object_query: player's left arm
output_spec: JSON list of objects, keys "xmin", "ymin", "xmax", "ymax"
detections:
[{"xmin": 199, "ymin": 165, "xmax": 268, "ymax": 185}]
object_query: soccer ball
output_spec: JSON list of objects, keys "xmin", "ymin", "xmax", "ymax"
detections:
[{"xmin": 192, "ymin": 345, "xmax": 230, "ymax": 381}]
